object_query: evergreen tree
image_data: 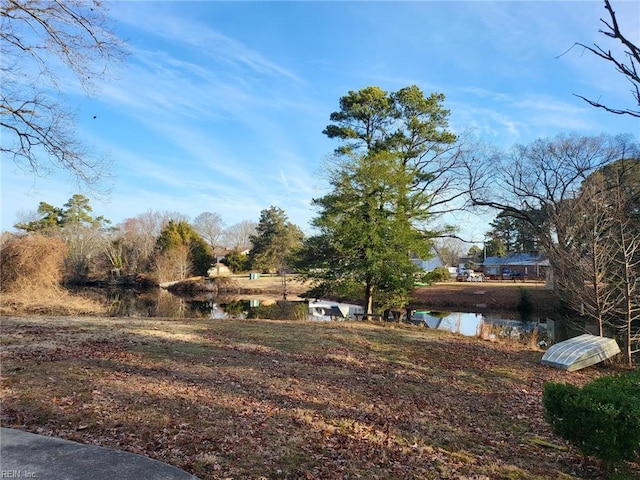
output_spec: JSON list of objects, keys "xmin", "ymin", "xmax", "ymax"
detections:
[
  {"xmin": 486, "ymin": 210, "xmax": 542, "ymax": 254},
  {"xmin": 299, "ymin": 84, "xmax": 458, "ymax": 315},
  {"xmin": 249, "ymin": 206, "xmax": 303, "ymax": 274},
  {"xmin": 156, "ymin": 220, "xmax": 212, "ymax": 278},
  {"xmin": 299, "ymin": 152, "xmax": 430, "ymax": 315},
  {"xmin": 14, "ymin": 202, "xmax": 64, "ymax": 234}
]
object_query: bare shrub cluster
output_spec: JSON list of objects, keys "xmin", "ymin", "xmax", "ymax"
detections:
[
  {"xmin": 1, "ymin": 234, "xmax": 65, "ymax": 292},
  {"xmin": 0, "ymin": 234, "xmax": 104, "ymax": 314}
]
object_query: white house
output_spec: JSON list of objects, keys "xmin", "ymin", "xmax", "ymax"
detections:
[{"xmin": 411, "ymin": 246, "xmax": 445, "ymax": 272}]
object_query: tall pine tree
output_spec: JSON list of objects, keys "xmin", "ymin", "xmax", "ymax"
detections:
[{"xmin": 298, "ymin": 85, "xmax": 458, "ymax": 315}]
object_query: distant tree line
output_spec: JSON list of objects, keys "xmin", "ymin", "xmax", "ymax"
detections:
[{"xmin": 7, "ymin": 196, "xmax": 307, "ymax": 284}]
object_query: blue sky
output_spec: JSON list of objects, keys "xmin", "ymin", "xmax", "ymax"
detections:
[{"xmin": 2, "ymin": 0, "xmax": 639, "ymax": 243}]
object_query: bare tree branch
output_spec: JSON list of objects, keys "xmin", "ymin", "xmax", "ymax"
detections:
[
  {"xmin": 0, "ymin": 0, "xmax": 126, "ymax": 186},
  {"xmin": 565, "ymin": 0, "xmax": 640, "ymax": 117}
]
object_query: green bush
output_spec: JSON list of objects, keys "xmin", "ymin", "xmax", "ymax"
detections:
[
  {"xmin": 422, "ymin": 266, "xmax": 451, "ymax": 284},
  {"xmin": 543, "ymin": 369, "xmax": 640, "ymax": 470},
  {"xmin": 221, "ymin": 250, "xmax": 250, "ymax": 273}
]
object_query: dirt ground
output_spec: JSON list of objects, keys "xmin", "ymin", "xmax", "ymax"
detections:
[
  {"xmin": 218, "ymin": 275, "xmax": 559, "ymax": 313},
  {"xmin": 216, "ymin": 274, "xmax": 310, "ymax": 296},
  {"xmin": 410, "ymin": 281, "xmax": 559, "ymax": 313}
]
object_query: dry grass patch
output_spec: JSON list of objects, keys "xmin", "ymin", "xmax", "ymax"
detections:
[
  {"xmin": 1, "ymin": 316, "xmax": 636, "ymax": 479},
  {"xmin": 1, "ymin": 235, "xmax": 105, "ymax": 315}
]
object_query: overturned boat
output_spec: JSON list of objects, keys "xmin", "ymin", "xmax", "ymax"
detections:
[{"xmin": 541, "ymin": 334, "xmax": 621, "ymax": 372}]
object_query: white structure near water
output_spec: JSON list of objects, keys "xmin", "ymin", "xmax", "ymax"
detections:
[
  {"xmin": 541, "ymin": 334, "xmax": 621, "ymax": 372},
  {"xmin": 308, "ymin": 300, "xmax": 364, "ymax": 321},
  {"xmin": 411, "ymin": 247, "xmax": 444, "ymax": 272}
]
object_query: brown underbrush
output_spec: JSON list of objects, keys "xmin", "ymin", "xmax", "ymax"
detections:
[{"xmin": 0, "ymin": 234, "xmax": 105, "ymax": 315}]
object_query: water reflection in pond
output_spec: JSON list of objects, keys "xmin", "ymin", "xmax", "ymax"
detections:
[
  {"xmin": 80, "ymin": 287, "xmax": 307, "ymax": 319},
  {"xmin": 79, "ymin": 287, "xmax": 549, "ymax": 344},
  {"xmin": 410, "ymin": 310, "xmax": 547, "ymax": 343}
]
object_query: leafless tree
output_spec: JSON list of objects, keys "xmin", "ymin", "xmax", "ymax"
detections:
[
  {"xmin": 433, "ymin": 238, "xmax": 466, "ymax": 266},
  {"xmin": 466, "ymin": 133, "xmax": 639, "ymax": 364},
  {"xmin": 604, "ymin": 162, "xmax": 640, "ymax": 366},
  {"xmin": 551, "ymin": 174, "xmax": 619, "ymax": 337},
  {"xmin": 156, "ymin": 245, "xmax": 191, "ymax": 283},
  {"xmin": 193, "ymin": 211, "xmax": 225, "ymax": 254},
  {"xmin": 115, "ymin": 210, "xmax": 181, "ymax": 274},
  {"xmin": 223, "ymin": 220, "xmax": 257, "ymax": 251},
  {"xmin": 568, "ymin": 0, "xmax": 640, "ymax": 117},
  {"xmin": 467, "ymin": 133, "xmax": 634, "ymax": 250},
  {"xmin": 1, "ymin": 0, "xmax": 126, "ymax": 185}
]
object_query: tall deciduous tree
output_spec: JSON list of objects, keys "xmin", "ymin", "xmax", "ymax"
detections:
[
  {"xmin": 193, "ymin": 212, "xmax": 225, "ymax": 254},
  {"xmin": 582, "ymin": 159, "xmax": 640, "ymax": 365},
  {"xmin": 1, "ymin": 0, "xmax": 126, "ymax": 185},
  {"xmin": 468, "ymin": 133, "xmax": 639, "ymax": 364},
  {"xmin": 468, "ymin": 133, "xmax": 633, "ymax": 254},
  {"xmin": 434, "ymin": 238, "xmax": 467, "ymax": 266},
  {"xmin": 223, "ymin": 220, "xmax": 257, "ymax": 251},
  {"xmin": 300, "ymin": 85, "xmax": 458, "ymax": 316},
  {"xmin": 113, "ymin": 211, "xmax": 166, "ymax": 275}
]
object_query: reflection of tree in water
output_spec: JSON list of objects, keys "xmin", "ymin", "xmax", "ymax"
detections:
[
  {"xmin": 91, "ymin": 287, "xmax": 281, "ymax": 318},
  {"xmin": 156, "ymin": 289, "xmax": 176, "ymax": 317},
  {"xmin": 156, "ymin": 291, "xmax": 241, "ymax": 319},
  {"xmin": 220, "ymin": 300, "xmax": 250, "ymax": 318}
]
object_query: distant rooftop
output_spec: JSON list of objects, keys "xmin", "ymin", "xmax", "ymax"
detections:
[{"xmin": 482, "ymin": 252, "xmax": 549, "ymax": 266}]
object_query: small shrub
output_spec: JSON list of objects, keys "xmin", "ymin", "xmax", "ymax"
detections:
[
  {"xmin": 543, "ymin": 369, "xmax": 640, "ymax": 470},
  {"xmin": 517, "ymin": 288, "xmax": 533, "ymax": 321},
  {"xmin": 422, "ymin": 266, "xmax": 451, "ymax": 284}
]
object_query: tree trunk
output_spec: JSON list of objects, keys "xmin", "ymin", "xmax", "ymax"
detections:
[
  {"xmin": 617, "ymin": 220, "xmax": 636, "ymax": 368},
  {"xmin": 364, "ymin": 279, "xmax": 374, "ymax": 319}
]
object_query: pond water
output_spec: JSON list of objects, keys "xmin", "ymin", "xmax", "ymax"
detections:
[
  {"xmin": 410, "ymin": 310, "xmax": 548, "ymax": 344},
  {"xmin": 76, "ymin": 287, "xmax": 551, "ymax": 344},
  {"xmin": 77, "ymin": 287, "xmax": 259, "ymax": 319}
]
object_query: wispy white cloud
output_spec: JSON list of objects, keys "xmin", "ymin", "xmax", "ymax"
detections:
[
  {"xmin": 112, "ymin": 3, "xmax": 303, "ymax": 85},
  {"xmin": 450, "ymin": 86, "xmax": 605, "ymax": 147}
]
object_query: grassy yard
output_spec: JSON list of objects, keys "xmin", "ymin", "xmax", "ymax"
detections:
[{"xmin": 1, "ymin": 316, "xmax": 635, "ymax": 479}]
